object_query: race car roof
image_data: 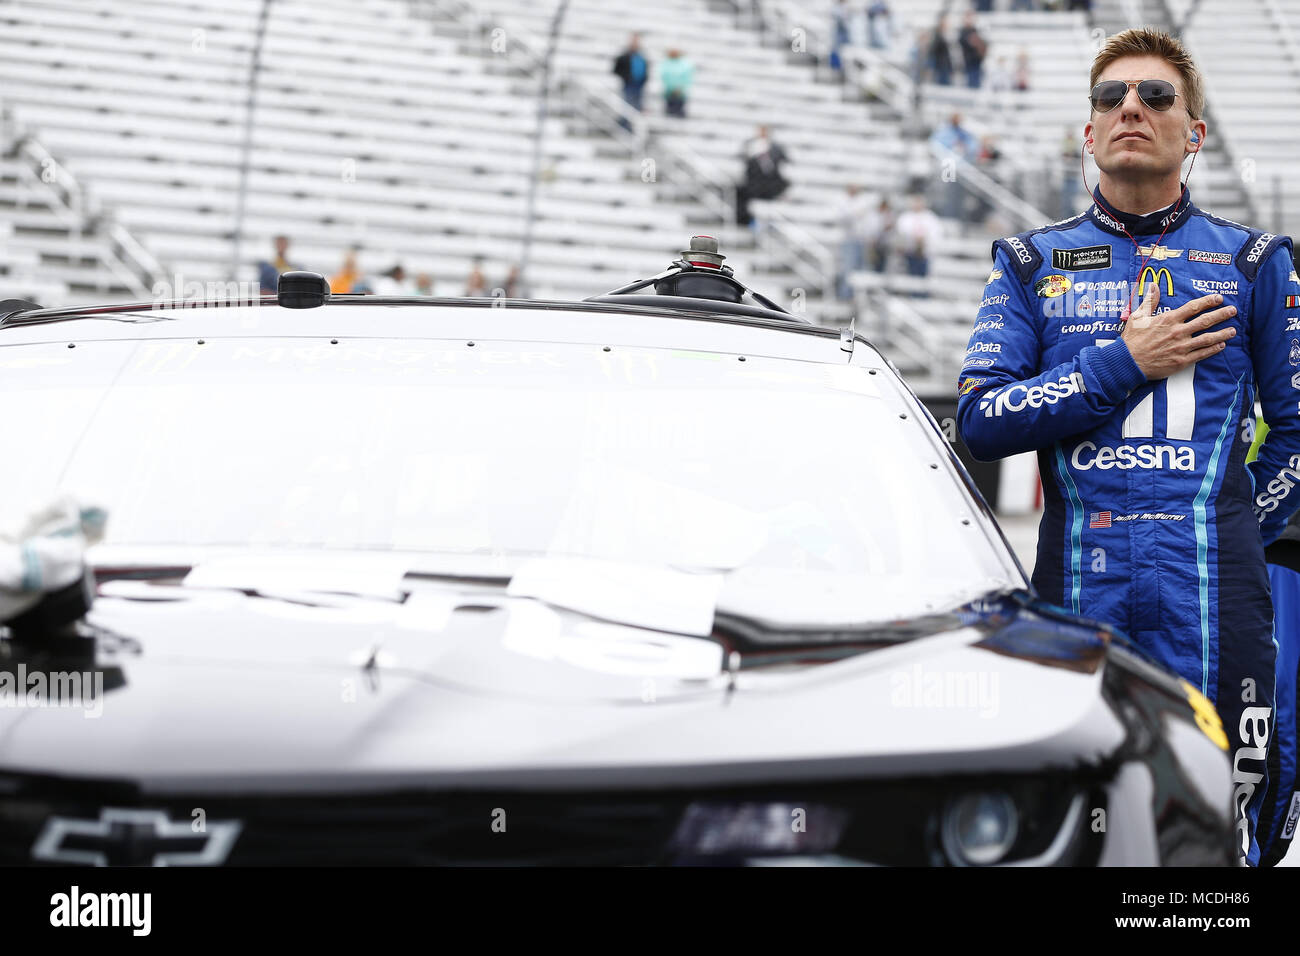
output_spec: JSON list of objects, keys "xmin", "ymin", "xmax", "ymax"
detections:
[{"xmin": 0, "ymin": 295, "xmax": 873, "ymax": 367}]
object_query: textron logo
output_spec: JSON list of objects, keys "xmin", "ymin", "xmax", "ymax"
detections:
[
  {"xmin": 1137, "ymin": 266, "xmax": 1174, "ymax": 296},
  {"xmin": 1071, "ymin": 441, "xmax": 1196, "ymax": 471},
  {"xmin": 980, "ymin": 372, "xmax": 1085, "ymax": 417}
]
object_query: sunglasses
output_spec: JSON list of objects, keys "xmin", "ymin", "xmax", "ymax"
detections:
[{"xmin": 1089, "ymin": 79, "xmax": 1180, "ymax": 113}]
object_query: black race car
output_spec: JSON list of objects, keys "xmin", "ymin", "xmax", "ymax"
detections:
[{"xmin": 0, "ymin": 239, "xmax": 1236, "ymax": 865}]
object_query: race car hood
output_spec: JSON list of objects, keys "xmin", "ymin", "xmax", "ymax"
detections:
[{"xmin": 0, "ymin": 580, "xmax": 1134, "ymax": 795}]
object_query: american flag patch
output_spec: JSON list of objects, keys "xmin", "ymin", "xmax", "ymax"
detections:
[{"xmin": 1090, "ymin": 511, "xmax": 1112, "ymax": 528}]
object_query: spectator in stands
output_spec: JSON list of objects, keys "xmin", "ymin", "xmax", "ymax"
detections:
[
  {"xmin": 973, "ymin": 135, "xmax": 1003, "ymax": 223},
  {"xmin": 370, "ymin": 264, "xmax": 410, "ymax": 296},
  {"xmin": 735, "ymin": 125, "xmax": 791, "ymax": 227},
  {"xmin": 909, "ymin": 29, "xmax": 930, "ymax": 85},
  {"xmin": 329, "ymin": 247, "xmax": 362, "ymax": 294},
  {"xmin": 987, "ymin": 55, "xmax": 1014, "ymax": 98},
  {"xmin": 893, "ymin": 195, "xmax": 942, "ymax": 287},
  {"xmin": 1014, "ymin": 48, "xmax": 1032, "ymax": 91},
  {"xmin": 958, "ymin": 12, "xmax": 987, "ymax": 89},
  {"xmin": 930, "ymin": 112, "xmax": 978, "ymax": 161},
  {"xmin": 866, "ymin": 2, "xmax": 895, "ymax": 50},
  {"xmin": 612, "ymin": 34, "xmax": 650, "ymax": 130},
  {"xmin": 830, "ymin": 1, "xmax": 851, "ymax": 73},
  {"xmin": 837, "ymin": 184, "xmax": 872, "ymax": 300},
  {"xmin": 258, "ymin": 235, "xmax": 300, "ymax": 294},
  {"xmin": 415, "ymin": 272, "xmax": 435, "ymax": 296},
  {"xmin": 465, "ymin": 258, "xmax": 490, "ymax": 297},
  {"xmin": 865, "ymin": 197, "xmax": 894, "ymax": 274},
  {"xmin": 928, "ymin": 15, "xmax": 955, "ymax": 86},
  {"xmin": 499, "ymin": 265, "xmax": 523, "ymax": 299},
  {"xmin": 661, "ymin": 49, "xmax": 695, "ymax": 118}
]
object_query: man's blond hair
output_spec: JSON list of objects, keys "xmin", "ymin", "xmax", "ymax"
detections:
[{"xmin": 1090, "ymin": 28, "xmax": 1204, "ymax": 119}]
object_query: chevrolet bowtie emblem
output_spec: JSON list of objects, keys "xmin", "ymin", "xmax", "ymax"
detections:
[
  {"xmin": 31, "ymin": 808, "xmax": 242, "ymax": 866},
  {"xmin": 1137, "ymin": 245, "xmax": 1183, "ymax": 260}
]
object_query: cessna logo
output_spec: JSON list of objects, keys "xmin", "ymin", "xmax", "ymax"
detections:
[
  {"xmin": 32, "ymin": 808, "xmax": 242, "ymax": 866},
  {"xmin": 1005, "ymin": 236, "xmax": 1033, "ymax": 266},
  {"xmin": 1090, "ymin": 206, "xmax": 1123, "ymax": 231},
  {"xmin": 1071, "ymin": 441, "xmax": 1196, "ymax": 471},
  {"xmin": 1246, "ymin": 233, "xmax": 1276, "ymax": 264},
  {"xmin": 1137, "ymin": 244, "xmax": 1183, "ymax": 260},
  {"xmin": 1255, "ymin": 453, "xmax": 1300, "ymax": 515},
  {"xmin": 985, "ymin": 268, "xmax": 1003, "ymax": 285},
  {"xmin": 1052, "ymin": 244, "xmax": 1111, "ymax": 271},
  {"xmin": 980, "ymin": 372, "xmax": 1084, "ymax": 417},
  {"xmin": 1234, "ymin": 706, "xmax": 1272, "ymax": 858},
  {"xmin": 1137, "ymin": 266, "xmax": 1174, "ymax": 296}
]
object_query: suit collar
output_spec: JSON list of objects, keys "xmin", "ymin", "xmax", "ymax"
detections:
[{"xmin": 1087, "ymin": 185, "xmax": 1195, "ymax": 238}]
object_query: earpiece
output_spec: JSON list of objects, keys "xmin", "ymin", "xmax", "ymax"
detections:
[{"xmin": 1190, "ymin": 131, "xmax": 1200, "ymax": 144}]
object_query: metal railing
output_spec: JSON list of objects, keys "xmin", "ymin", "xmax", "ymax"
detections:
[
  {"xmin": 421, "ymin": 0, "xmax": 839, "ymax": 307},
  {"xmin": 9, "ymin": 134, "xmax": 164, "ymax": 300}
]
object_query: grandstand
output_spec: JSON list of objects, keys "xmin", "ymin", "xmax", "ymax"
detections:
[{"xmin": 0, "ymin": 0, "xmax": 1294, "ymax": 392}]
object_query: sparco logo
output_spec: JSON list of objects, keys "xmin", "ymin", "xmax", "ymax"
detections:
[
  {"xmin": 1005, "ymin": 236, "xmax": 1033, "ymax": 265},
  {"xmin": 1255, "ymin": 453, "xmax": 1300, "ymax": 515},
  {"xmin": 980, "ymin": 372, "xmax": 1084, "ymax": 417},
  {"xmin": 1071, "ymin": 441, "xmax": 1196, "ymax": 471},
  {"xmin": 1247, "ymin": 233, "xmax": 1275, "ymax": 264},
  {"xmin": 1234, "ymin": 706, "xmax": 1271, "ymax": 858}
]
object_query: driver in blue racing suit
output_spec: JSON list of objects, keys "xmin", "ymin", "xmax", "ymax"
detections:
[{"xmin": 956, "ymin": 28, "xmax": 1300, "ymax": 865}]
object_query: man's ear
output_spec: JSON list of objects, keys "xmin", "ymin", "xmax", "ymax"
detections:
[
  {"xmin": 1186, "ymin": 119, "xmax": 1208, "ymax": 154},
  {"xmin": 1083, "ymin": 121, "xmax": 1095, "ymax": 153}
]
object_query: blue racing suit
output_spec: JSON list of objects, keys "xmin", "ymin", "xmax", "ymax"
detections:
[
  {"xmin": 1261, "ymin": 508, "xmax": 1300, "ymax": 866},
  {"xmin": 957, "ymin": 185, "xmax": 1300, "ymax": 865}
]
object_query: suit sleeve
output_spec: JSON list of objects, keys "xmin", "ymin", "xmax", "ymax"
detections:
[
  {"xmin": 1248, "ymin": 243, "xmax": 1300, "ymax": 545},
  {"xmin": 956, "ymin": 246, "xmax": 1148, "ymax": 461}
]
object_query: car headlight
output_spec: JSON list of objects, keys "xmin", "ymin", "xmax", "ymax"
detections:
[{"xmin": 940, "ymin": 791, "xmax": 1019, "ymax": 866}]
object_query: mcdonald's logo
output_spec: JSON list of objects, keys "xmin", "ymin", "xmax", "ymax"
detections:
[{"xmin": 1137, "ymin": 266, "xmax": 1174, "ymax": 296}]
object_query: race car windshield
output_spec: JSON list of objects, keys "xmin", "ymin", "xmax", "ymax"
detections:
[{"xmin": 2, "ymin": 334, "xmax": 1017, "ymax": 625}]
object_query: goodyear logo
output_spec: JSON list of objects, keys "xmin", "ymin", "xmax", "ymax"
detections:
[
  {"xmin": 1034, "ymin": 274, "xmax": 1072, "ymax": 298},
  {"xmin": 1137, "ymin": 266, "xmax": 1173, "ymax": 296}
]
